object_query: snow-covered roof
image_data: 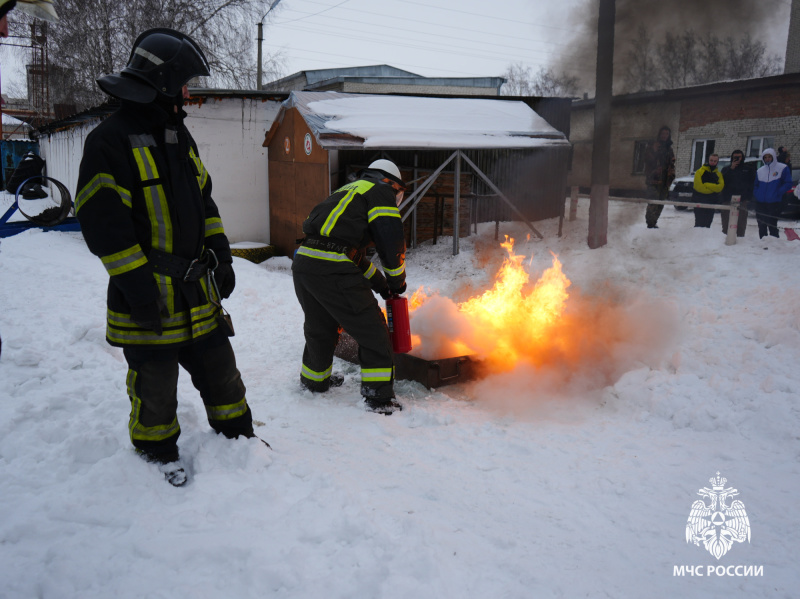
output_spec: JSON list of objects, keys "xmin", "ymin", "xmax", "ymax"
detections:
[{"xmin": 278, "ymin": 91, "xmax": 569, "ymax": 150}]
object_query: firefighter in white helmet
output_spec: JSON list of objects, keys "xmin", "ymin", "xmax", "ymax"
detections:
[
  {"xmin": 292, "ymin": 159, "xmax": 408, "ymax": 415},
  {"xmin": 0, "ymin": 0, "xmax": 58, "ymax": 37}
]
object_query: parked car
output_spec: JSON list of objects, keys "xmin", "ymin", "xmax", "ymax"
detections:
[
  {"xmin": 779, "ymin": 168, "xmax": 800, "ymax": 219},
  {"xmin": 669, "ymin": 157, "xmax": 762, "ymax": 210}
]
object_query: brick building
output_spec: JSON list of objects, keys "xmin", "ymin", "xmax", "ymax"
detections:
[{"xmin": 568, "ymin": 72, "xmax": 800, "ymax": 194}]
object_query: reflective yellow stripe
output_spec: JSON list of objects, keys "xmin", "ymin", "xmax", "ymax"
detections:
[
  {"xmin": 205, "ymin": 217, "xmax": 224, "ymax": 237},
  {"xmin": 132, "ymin": 146, "xmax": 173, "ymax": 253},
  {"xmin": 206, "ymin": 397, "xmax": 248, "ymax": 421},
  {"xmin": 301, "ymin": 363, "xmax": 332, "ymax": 381},
  {"xmin": 363, "ymin": 262, "xmax": 377, "ymax": 279},
  {"xmin": 75, "ymin": 173, "xmax": 132, "ymax": 213},
  {"xmin": 108, "ymin": 308, "xmax": 187, "ymax": 328},
  {"xmin": 368, "ymin": 206, "xmax": 401, "ymax": 222},
  {"xmin": 132, "ymin": 146, "xmax": 158, "ymax": 181},
  {"xmin": 127, "ymin": 370, "xmax": 180, "ymax": 442},
  {"xmin": 320, "ymin": 180, "xmax": 375, "ymax": 236},
  {"xmin": 189, "ymin": 147, "xmax": 209, "ymax": 190},
  {"xmin": 143, "ymin": 184, "xmax": 173, "ymax": 252},
  {"xmin": 333, "ymin": 180, "xmax": 375, "ymax": 195},
  {"xmin": 190, "ymin": 314, "xmax": 219, "ymax": 338},
  {"xmin": 295, "ymin": 246, "xmax": 352, "ymax": 263},
  {"xmin": 321, "ymin": 188, "xmax": 357, "ymax": 236},
  {"xmin": 155, "ymin": 273, "xmax": 175, "ymax": 316},
  {"xmin": 361, "ymin": 367, "xmax": 393, "ymax": 382},
  {"xmin": 383, "ymin": 263, "xmax": 406, "ymax": 277},
  {"xmin": 107, "ymin": 303, "xmax": 218, "ymax": 346},
  {"xmin": 101, "ymin": 244, "xmax": 148, "ymax": 276},
  {"xmin": 108, "ymin": 325, "xmax": 192, "ymax": 346}
]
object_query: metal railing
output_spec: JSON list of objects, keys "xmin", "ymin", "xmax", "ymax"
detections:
[{"xmin": 566, "ymin": 187, "xmax": 745, "ymax": 245}]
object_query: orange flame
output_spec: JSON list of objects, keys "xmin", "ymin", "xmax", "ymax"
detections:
[{"xmin": 409, "ymin": 236, "xmax": 571, "ymax": 371}]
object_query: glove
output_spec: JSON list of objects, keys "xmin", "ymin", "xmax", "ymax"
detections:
[
  {"xmin": 378, "ymin": 285, "xmax": 392, "ymax": 300},
  {"xmin": 130, "ymin": 299, "xmax": 167, "ymax": 335},
  {"xmin": 390, "ymin": 281, "xmax": 407, "ymax": 296},
  {"xmin": 215, "ymin": 262, "xmax": 236, "ymax": 299}
]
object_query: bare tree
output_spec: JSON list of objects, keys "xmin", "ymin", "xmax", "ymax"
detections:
[
  {"xmin": 623, "ymin": 25, "xmax": 659, "ymax": 92},
  {"xmin": 501, "ymin": 63, "xmax": 579, "ymax": 97},
  {"xmin": 11, "ymin": 0, "xmax": 285, "ymax": 111},
  {"xmin": 620, "ymin": 26, "xmax": 782, "ymax": 93},
  {"xmin": 500, "ymin": 62, "xmax": 535, "ymax": 96},
  {"xmin": 722, "ymin": 33, "xmax": 781, "ymax": 80},
  {"xmin": 659, "ymin": 31, "xmax": 697, "ymax": 89}
]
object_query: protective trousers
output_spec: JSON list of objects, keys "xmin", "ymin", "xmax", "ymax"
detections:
[
  {"xmin": 645, "ymin": 186, "xmax": 668, "ymax": 228},
  {"xmin": 293, "ymin": 269, "xmax": 395, "ymax": 400},
  {"xmin": 123, "ymin": 329, "xmax": 253, "ymax": 459}
]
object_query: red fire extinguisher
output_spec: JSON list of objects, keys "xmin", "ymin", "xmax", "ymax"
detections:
[{"xmin": 386, "ymin": 294, "xmax": 412, "ymax": 353}]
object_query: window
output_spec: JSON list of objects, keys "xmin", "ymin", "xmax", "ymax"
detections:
[
  {"xmin": 746, "ymin": 136, "xmax": 774, "ymax": 159},
  {"xmin": 632, "ymin": 140, "xmax": 649, "ymax": 175},
  {"xmin": 691, "ymin": 139, "xmax": 716, "ymax": 172}
]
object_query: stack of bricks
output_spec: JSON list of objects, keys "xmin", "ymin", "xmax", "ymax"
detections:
[{"xmin": 404, "ymin": 171, "xmax": 473, "ymax": 242}]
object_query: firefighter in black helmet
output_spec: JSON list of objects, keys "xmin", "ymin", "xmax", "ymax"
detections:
[
  {"xmin": 292, "ymin": 159, "xmax": 408, "ymax": 415},
  {"xmin": 75, "ymin": 29, "xmax": 264, "ymax": 486}
]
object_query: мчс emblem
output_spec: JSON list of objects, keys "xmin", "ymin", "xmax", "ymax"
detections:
[{"xmin": 686, "ymin": 472, "xmax": 751, "ymax": 560}]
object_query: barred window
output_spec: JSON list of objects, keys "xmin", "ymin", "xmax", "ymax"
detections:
[{"xmin": 632, "ymin": 140, "xmax": 649, "ymax": 175}]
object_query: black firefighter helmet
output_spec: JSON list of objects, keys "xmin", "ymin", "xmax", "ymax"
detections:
[{"xmin": 97, "ymin": 28, "xmax": 210, "ymax": 104}]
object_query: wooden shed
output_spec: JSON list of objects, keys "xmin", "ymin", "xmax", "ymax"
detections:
[{"xmin": 263, "ymin": 91, "xmax": 572, "ymax": 256}]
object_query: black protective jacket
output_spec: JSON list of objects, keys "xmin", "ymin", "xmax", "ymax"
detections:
[
  {"xmin": 292, "ymin": 170, "xmax": 406, "ymax": 293},
  {"xmin": 75, "ymin": 101, "xmax": 231, "ymax": 348},
  {"xmin": 721, "ymin": 163, "xmax": 756, "ymax": 203}
]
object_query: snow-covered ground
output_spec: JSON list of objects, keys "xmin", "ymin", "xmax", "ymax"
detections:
[{"xmin": 1, "ymin": 201, "xmax": 798, "ymax": 598}]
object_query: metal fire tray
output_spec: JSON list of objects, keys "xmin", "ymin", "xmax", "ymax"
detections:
[{"xmin": 334, "ymin": 332, "xmax": 481, "ymax": 389}]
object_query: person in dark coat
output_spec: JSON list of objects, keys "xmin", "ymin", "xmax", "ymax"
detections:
[
  {"xmin": 292, "ymin": 159, "xmax": 407, "ymax": 415},
  {"xmin": 692, "ymin": 154, "xmax": 724, "ymax": 228},
  {"xmin": 75, "ymin": 29, "xmax": 262, "ymax": 486},
  {"xmin": 644, "ymin": 125, "xmax": 676, "ymax": 229},
  {"xmin": 720, "ymin": 149, "xmax": 755, "ymax": 238},
  {"xmin": 777, "ymin": 146, "xmax": 792, "ymax": 172}
]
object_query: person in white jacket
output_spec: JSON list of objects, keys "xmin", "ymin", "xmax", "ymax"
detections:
[{"xmin": 753, "ymin": 148, "xmax": 793, "ymax": 239}]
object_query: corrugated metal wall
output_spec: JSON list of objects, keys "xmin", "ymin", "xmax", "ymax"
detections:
[
  {"xmin": 340, "ymin": 146, "xmax": 571, "ymax": 230},
  {"xmin": 37, "ymin": 118, "xmax": 102, "ymax": 202}
]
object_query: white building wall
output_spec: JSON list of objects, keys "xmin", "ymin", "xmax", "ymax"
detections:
[
  {"xmin": 37, "ymin": 96, "xmax": 282, "ymax": 244},
  {"xmin": 38, "ymin": 118, "xmax": 102, "ymax": 202},
  {"xmin": 184, "ymin": 97, "xmax": 281, "ymax": 243}
]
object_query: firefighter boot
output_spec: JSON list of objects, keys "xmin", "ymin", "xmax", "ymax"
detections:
[{"xmin": 364, "ymin": 397, "xmax": 403, "ymax": 415}]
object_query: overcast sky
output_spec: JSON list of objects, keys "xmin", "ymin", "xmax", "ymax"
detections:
[
  {"xmin": 0, "ymin": 0, "xmax": 792, "ymax": 98},
  {"xmin": 258, "ymin": 0, "xmax": 589, "ymax": 81}
]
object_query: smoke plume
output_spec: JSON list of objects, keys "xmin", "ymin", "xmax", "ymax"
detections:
[{"xmin": 557, "ymin": 0, "xmax": 790, "ymax": 95}]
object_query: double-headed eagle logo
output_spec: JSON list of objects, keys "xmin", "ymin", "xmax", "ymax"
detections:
[{"xmin": 686, "ymin": 472, "xmax": 751, "ymax": 560}]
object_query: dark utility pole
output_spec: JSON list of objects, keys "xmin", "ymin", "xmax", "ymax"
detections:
[{"xmin": 588, "ymin": 0, "xmax": 616, "ymax": 249}]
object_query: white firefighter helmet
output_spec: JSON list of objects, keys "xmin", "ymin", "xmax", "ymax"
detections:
[
  {"xmin": 2, "ymin": 0, "xmax": 59, "ymax": 22},
  {"xmin": 368, "ymin": 159, "xmax": 404, "ymax": 187}
]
